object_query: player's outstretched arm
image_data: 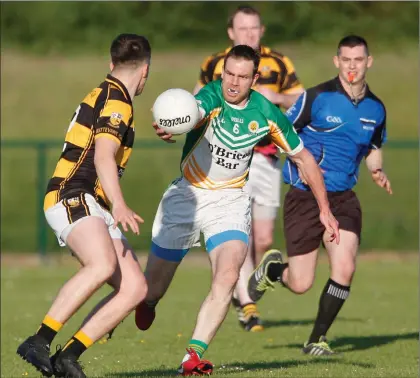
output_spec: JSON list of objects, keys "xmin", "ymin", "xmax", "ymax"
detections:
[
  {"xmin": 289, "ymin": 148, "xmax": 340, "ymax": 244},
  {"xmin": 94, "ymin": 137, "xmax": 144, "ymax": 234},
  {"xmin": 365, "ymin": 148, "xmax": 392, "ymax": 194}
]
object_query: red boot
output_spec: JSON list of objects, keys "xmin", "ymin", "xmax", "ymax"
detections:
[{"xmin": 178, "ymin": 348, "xmax": 213, "ymax": 376}]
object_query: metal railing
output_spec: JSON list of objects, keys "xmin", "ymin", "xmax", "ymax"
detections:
[{"xmin": 1, "ymin": 138, "xmax": 418, "ymax": 258}]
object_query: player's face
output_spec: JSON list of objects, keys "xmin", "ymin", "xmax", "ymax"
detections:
[
  {"xmin": 228, "ymin": 12, "xmax": 265, "ymax": 51},
  {"xmin": 222, "ymin": 57, "xmax": 259, "ymax": 106},
  {"xmin": 334, "ymin": 45, "xmax": 373, "ymax": 85}
]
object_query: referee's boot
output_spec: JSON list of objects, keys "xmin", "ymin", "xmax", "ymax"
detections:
[
  {"xmin": 302, "ymin": 336, "xmax": 335, "ymax": 356},
  {"xmin": 17, "ymin": 334, "xmax": 54, "ymax": 377},
  {"xmin": 247, "ymin": 249, "xmax": 284, "ymax": 302},
  {"xmin": 51, "ymin": 347, "xmax": 86, "ymax": 378}
]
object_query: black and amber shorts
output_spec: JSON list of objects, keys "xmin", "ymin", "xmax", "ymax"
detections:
[{"xmin": 44, "ymin": 192, "xmax": 125, "ymax": 247}]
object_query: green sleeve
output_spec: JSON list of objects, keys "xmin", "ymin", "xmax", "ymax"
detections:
[
  {"xmin": 194, "ymin": 80, "xmax": 223, "ymax": 117},
  {"xmin": 269, "ymin": 105, "xmax": 304, "ymax": 155}
]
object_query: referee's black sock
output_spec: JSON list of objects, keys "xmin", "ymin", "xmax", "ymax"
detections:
[
  {"xmin": 308, "ymin": 278, "xmax": 350, "ymax": 344},
  {"xmin": 267, "ymin": 262, "xmax": 288, "ymax": 285}
]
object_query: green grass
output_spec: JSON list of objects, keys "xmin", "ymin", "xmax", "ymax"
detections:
[
  {"xmin": 1, "ymin": 255, "xmax": 418, "ymax": 377},
  {"xmin": 1, "ymin": 46, "xmax": 418, "ymax": 251}
]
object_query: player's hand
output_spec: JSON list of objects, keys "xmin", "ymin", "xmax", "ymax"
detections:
[
  {"xmin": 153, "ymin": 122, "xmax": 176, "ymax": 143},
  {"xmin": 371, "ymin": 169, "xmax": 392, "ymax": 194},
  {"xmin": 112, "ymin": 202, "xmax": 144, "ymax": 235},
  {"xmin": 254, "ymin": 85, "xmax": 281, "ymax": 104},
  {"xmin": 319, "ymin": 208, "xmax": 340, "ymax": 245}
]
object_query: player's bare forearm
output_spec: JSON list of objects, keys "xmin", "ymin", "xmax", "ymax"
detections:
[
  {"xmin": 94, "ymin": 137, "xmax": 126, "ymax": 207},
  {"xmin": 279, "ymin": 90, "xmax": 304, "ymax": 109},
  {"xmin": 365, "ymin": 148, "xmax": 392, "ymax": 194},
  {"xmin": 365, "ymin": 148, "xmax": 383, "ymax": 172},
  {"xmin": 289, "ymin": 148, "xmax": 330, "ymax": 211}
]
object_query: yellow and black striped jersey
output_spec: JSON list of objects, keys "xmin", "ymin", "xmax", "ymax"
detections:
[
  {"xmin": 198, "ymin": 45, "xmax": 303, "ymax": 95},
  {"xmin": 44, "ymin": 74, "xmax": 135, "ymax": 211}
]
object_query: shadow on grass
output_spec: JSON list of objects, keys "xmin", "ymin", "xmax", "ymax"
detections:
[
  {"xmin": 265, "ymin": 331, "xmax": 418, "ymax": 352},
  {"xmin": 106, "ymin": 357, "xmax": 374, "ymax": 377},
  {"xmin": 262, "ymin": 316, "xmax": 364, "ymax": 329}
]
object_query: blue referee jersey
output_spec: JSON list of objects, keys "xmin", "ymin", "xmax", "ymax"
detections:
[{"xmin": 283, "ymin": 76, "xmax": 387, "ymax": 192}]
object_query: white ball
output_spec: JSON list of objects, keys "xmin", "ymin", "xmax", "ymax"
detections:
[{"xmin": 152, "ymin": 88, "xmax": 201, "ymax": 135}]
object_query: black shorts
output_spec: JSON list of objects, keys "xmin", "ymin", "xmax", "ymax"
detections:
[{"xmin": 283, "ymin": 186, "xmax": 362, "ymax": 257}]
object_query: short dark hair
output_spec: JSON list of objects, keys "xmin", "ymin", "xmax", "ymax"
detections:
[
  {"xmin": 224, "ymin": 45, "xmax": 260, "ymax": 76},
  {"xmin": 337, "ymin": 35, "xmax": 369, "ymax": 56},
  {"xmin": 227, "ymin": 5, "xmax": 261, "ymax": 28},
  {"xmin": 110, "ymin": 34, "xmax": 151, "ymax": 67}
]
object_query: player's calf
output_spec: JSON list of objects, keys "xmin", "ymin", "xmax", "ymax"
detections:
[{"xmin": 286, "ymin": 275, "xmax": 314, "ymax": 295}]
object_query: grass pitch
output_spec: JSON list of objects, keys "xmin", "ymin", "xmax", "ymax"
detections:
[{"xmin": 1, "ymin": 253, "xmax": 418, "ymax": 377}]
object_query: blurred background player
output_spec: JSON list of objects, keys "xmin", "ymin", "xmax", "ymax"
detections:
[
  {"xmin": 16, "ymin": 34, "xmax": 151, "ymax": 378},
  {"xmin": 136, "ymin": 45, "xmax": 339, "ymax": 375},
  {"xmin": 193, "ymin": 4, "xmax": 305, "ymax": 332},
  {"xmin": 248, "ymin": 35, "xmax": 392, "ymax": 355}
]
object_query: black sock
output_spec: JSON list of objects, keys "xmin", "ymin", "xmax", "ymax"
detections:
[
  {"xmin": 61, "ymin": 331, "xmax": 92, "ymax": 360},
  {"xmin": 36, "ymin": 324, "xmax": 58, "ymax": 345},
  {"xmin": 61, "ymin": 338, "xmax": 87, "ymax": 359},
  {"xmin": 308, "ymin": 278, "xmax": 350, "ymax": 344},
  {"xmin": 267, "ymin": 262, "xmax": 288, "ymax": 284}
]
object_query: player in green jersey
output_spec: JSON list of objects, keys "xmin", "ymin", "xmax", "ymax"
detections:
[{"xmin": 136, "ymin": 45, "xmax": 340, "ymax": 375}]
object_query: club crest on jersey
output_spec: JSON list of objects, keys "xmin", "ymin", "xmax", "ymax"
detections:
[
  {"xmin": 66, "ymin": 197, "xmax": 80, "ymax": 207},
  {"xmin": 259, "ymin": 66, "xmax": 271, "ymax": 78},
  {"xmin": 248, "ymin": 121, "xmax": 259, "ymax": 134},
  {"xmin": 109, "ymin": 112, "xmax": 123, "ymax": 127}
]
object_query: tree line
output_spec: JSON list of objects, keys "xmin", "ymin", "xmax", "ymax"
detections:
[{"xmin": 1, "ymin": 2, "xmax": 418, "ymax": 54}]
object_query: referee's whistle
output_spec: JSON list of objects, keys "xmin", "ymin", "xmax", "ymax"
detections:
[{"xmin": 348, "ymin": 72, "xmax": 355, "ymax": 83}]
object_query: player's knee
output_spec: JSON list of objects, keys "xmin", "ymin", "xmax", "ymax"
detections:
[
  {"xmin": 332, "ymin": 261, "xmax": 356, "ymax": 283},
  {"xmin": 91, "ymin": 253, "xmax": 118, "ymax": 283},
  {"xmin": 288, "ymin": 275, "xmax": 314, "ymax": 294},
  {"xmin": 121, "ymin": 275, "xmax": 148, "ymax": 308},
  {"xmin": 254, "ymin": 234, "xmax": 273, "ymax": 254},
  {"xmin": 212, "ymin": 268, "xmax": 240, "ymax": 294}
]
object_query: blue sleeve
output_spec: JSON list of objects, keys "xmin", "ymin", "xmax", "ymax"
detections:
[
  {"xmin": 284, "ymin": 87, "xmax": 317, "ymax": 130},
  {"xmin": 369, "ymin": 107, "xmax": 387, "ymax": 149}
]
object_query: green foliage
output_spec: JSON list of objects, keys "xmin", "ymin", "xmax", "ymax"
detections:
[
  {"xmin": 1, "ymin": 2, "xmax": 418, "ymax": 54},
  {"xmin": 1, "ymin": 258, "xmax": 418, "ymax": 376}
]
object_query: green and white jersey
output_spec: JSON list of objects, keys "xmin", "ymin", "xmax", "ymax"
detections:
[{"xmin": 180, "ymin": 79, "xmax": 303, "ymax": 189}]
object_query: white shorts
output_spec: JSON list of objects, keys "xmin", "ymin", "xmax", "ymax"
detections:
[
  {"xmin": 151, "ymin": 177, "xmax": 251, "ymax": 261},
  {"xmin": 245, "ymin": 152, "xmax": 281, "ymax": 220},
  {"xmin": 45, "ymin": 193, "xmax": 125, "ymax": 247}
]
